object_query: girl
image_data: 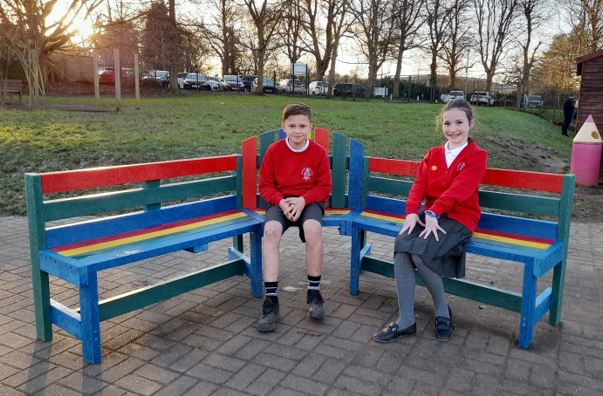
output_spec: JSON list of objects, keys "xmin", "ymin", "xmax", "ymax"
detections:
[{"xmin": 374, "ymin": 99, "xmax": 488, "ymax": 342}]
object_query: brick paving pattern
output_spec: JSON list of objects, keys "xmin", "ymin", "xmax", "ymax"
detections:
[{"xmin": 0, "ymin": 215, "xmax": 602, "ymax": 395}]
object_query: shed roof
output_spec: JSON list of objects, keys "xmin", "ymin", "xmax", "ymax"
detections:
[{"xmin": 577, "ymin": 49, "xmax": 603, "ymax": 76}]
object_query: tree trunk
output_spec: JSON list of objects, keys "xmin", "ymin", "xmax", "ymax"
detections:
[
  {"xmin": 393, "ymin": 49, "xmax": 403, "ymax": 100},
  {"xmin": 429, "ymin": 52, "xmax": 438, "ymax": 102}
]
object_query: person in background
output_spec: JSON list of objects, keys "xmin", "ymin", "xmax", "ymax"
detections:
[
  {"xmin": 373, "ymin": 99, "xmax": 488, "ymax": 343},
  {"xmin": 257, "ymin": 103, "xmax": 332, "ymax": 333},
  {"xmin": 562, "ymin": 95, "xmax": 576, "ymax": 136}
]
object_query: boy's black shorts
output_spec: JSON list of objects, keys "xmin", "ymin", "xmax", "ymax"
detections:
[{"xmin": 264, "ymin": 202, "xmax": 324, "ymax": 243}]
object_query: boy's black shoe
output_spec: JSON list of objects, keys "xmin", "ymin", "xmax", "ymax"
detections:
[
  {"xmin": 307, "ymin": 289, "xmax": 325, "ymax": 321},
  {"xmin": 257, "ymin": 297, "xmax": 279, "ymax": 333}
]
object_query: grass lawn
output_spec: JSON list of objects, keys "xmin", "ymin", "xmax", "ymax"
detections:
[{"xmin": 1, "ymin": 94, "xmax": 572, "ymax": 215}]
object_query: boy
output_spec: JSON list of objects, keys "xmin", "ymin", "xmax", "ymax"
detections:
[{"xmin": 257, "ymin": 103, "xmax": 332, "ymax": 332}]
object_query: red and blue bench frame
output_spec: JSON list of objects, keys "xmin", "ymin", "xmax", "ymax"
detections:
[
  {"xmin": 25, "ymin": 155, "xmax": 264, "ymax": 364},
  {"xmin": 346, "ymin": 139, "xmax": 575, "ymax": 348}
]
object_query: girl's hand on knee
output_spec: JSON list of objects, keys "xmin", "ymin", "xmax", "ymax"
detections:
[
  {"xmin": 418, "ymin": 216, "xmax": 447, "ymax": 241},
  {"xmin": 399, "ymin": 213, "xmax": 423, "ymax": 235}
]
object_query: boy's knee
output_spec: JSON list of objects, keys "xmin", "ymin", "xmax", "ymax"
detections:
[
  {"xmin": 303, "ymin": 220, "xmax": 323, "ymax": 244},
  {"xmin": 263, "ymin": 222, "xmax": 283, "ymax": 242}
]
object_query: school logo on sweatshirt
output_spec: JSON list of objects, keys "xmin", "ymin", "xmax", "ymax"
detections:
[{"xmin": 302, "ymin": 167, "xmax": 313, "ymax": 181}]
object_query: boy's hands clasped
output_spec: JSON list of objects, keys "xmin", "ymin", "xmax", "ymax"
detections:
[
  {"xmin": 398, "ymin": 213, "xmax": 447, "ymax": 241},
  {"xmin": 279, "ymin": 197, "xmax": 306, "ymax": 221}
]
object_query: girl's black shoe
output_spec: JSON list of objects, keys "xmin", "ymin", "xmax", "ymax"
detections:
[{"xmin": 373, "ymin": 322, "xmax": 416, "ymax": 343}]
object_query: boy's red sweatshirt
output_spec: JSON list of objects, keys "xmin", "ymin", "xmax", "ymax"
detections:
[
  {"xmin": 406, "ymin": 140, "xmax": 488, "ymax": 232},
  {"xmin": 259, "ymin": 139, "xmax": 332, "ymax": 206}
]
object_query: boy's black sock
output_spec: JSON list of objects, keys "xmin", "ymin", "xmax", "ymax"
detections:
[{"xmin": 264, "ymin": 281, "xmax": 278, "ymax": 302}]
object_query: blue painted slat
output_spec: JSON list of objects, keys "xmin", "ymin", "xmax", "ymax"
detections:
[
  {"xmin": 365, "ymin": 195, "xmax": 407, "ymax": 216},
  {"xmin": 533, "ymin": 287, "xmax": 552, "ymax": 325},
  {"xmin": 46, "ymin": 196, "xmax": 238, "ymax": 248},
  {"xmin": 50, "ymin": 300, "xmax": 81, "ymax": 339},
  {"xmin": 348, "ymin": 139, "xmax": 365, "ymax": 211},
  {"xmin": 39, "ymin": 250, "xmax": 84, "ymax": 286},
  {"xmin": 477, "ymin": 212, "xmax": 558, "ymax": 241},
  {"xmin": 79, "ymin": 269, "xmax": 101, "ymax": 364}
]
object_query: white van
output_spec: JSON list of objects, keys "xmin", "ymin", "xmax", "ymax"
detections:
[{"xmin": 309, "ymin": 81, "xmax": 328, "ymax": 95}]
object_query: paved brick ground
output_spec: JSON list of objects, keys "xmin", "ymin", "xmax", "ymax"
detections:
[{"xmin": 0, "ymin": 216, "xmax": 602, "ymax": 395}]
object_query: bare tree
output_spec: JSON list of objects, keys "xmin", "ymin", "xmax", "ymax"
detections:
[
  {"xmin": 513, "ymin": 0, "xmax": 546, "ymax": 105},
  {"xmin": 425, "ymin": 0, "xmax": 452, "ymax": 101},
  {"xmin": 350, "ymin": 0, "xmax": 397, "ymax": 97},
  {"xmin": 439, "ymin": 0, "xmax": 471, "ymax": 90},
  {"xmin": 196, "ymin": 0, "xmax": 241, "ymax": 76},
  {"xmin": 242, "ymin": 0, "xmax": 284, "ymax": 94},
  {"xmin": 281, "ymin": 0, "xmax": 306, "ymax": 65},
  {"xmin": 391, "ymin": 0, "xmax": 424, "ymax": 99},
  {"xmin": 299, "ymin": 0, "xmax": 351, "ymax": 83},
  {"xmin": 0, "ymin": 0, "xmax": 102, "ymax": 100},
  {"xmin": 472, "ymin": 0, "xmax": 519, "ymax": 92},
  {"xmin": 561, "ymin": 0, "xmax": 603, "ymax": 52}
]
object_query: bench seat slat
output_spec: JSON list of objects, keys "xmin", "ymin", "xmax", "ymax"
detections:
[{"xmin": 42, "ymin": 210, "xmax": 262, "ymax": 272}]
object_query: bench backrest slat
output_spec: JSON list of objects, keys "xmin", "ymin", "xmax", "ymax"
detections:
[
  {"xmin": 37, "ymin": 155, "xmax": 238, "ymax": 194},
  {"xmin": 43, "ymin": 175, "xmax": 237, "ymax": 221}
]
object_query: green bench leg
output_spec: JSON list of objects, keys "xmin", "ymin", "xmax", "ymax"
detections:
[
  {"xmin": 549, "ymin": 260, "xmax": 566, "ymax": 326},
  {"xmin": 32, "ymin": 270, "xmax": 53, "ymax": 341},
  {"xmin": 80, "ymin": 269, "xmax": 101, "ymax": 364}
]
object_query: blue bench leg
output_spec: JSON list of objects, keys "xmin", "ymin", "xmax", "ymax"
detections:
[
  {"xmin": 518, "ymin": 264, "xmax": 537, "ymax": 349},
  {"xmin": 250, "ymin": 231, "xmax": 263, "ymax": 298},
  {"xmin": 80, "ymin": 269, "xmax": 101, "ymax": 364},
  {"xmin": 350, "ymin": 227, "xmax": 361, "ymax": 295}
]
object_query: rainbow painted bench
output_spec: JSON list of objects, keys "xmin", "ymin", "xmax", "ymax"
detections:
[
  {"xmin": 346, "ymin": 140, "xmax": 575, "ymax": 348},
  {"xmin": 25, "ymin": 156, "xmax": 264, "ymax": 364}
]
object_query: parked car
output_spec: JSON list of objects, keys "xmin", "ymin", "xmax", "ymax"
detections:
[
  {"xmin": 180, "ymin": 73, "xmax": 211, "ymax": 90},
  {"xmin": 440, "ymin": 90, "xmax": 465, "ymax": 103},
  {"xmin": 309, "ymin": 80, "xmax": 329, "ymax": 96},
  {"xmin": 527, "ymin": 94, "xmax": 544, "ymax": 108},
  {"xmin": 143, "ymin": 70, "xmax": 170, "ymax": 88},
  {"xmin": 240, "ymin": 75, "xmax": 256, "ymax": 91},
  {"xmin": 176, "ymin": 72, "xmax": 188, "ymax": 89},
  {"xmin": 251, "ymin": 78, "xmax": 277, "ymax": 93},
  {"xmin": 207, "ymin": 76, "xmax": 226, "ymax": 91},
  {"xmin": 98, "ymin": 67, "xmax": 135, "ymax": 85},
  {"xmin": 469, "ymin": 91, "xmax": 495, "ymax": 106},
  {"xmin": 332, "ymin": 83, "xmax": 366, "ymax": 97},
  {"xmin": 223, "ymin": 75, "xmax": 245, "ymax": 91},
  {"xmin": 278, "ymin": 79, "xmax": 306, "ymax": 94}
]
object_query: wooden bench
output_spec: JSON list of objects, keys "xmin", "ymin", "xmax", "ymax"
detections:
[
  {"xmin": 25, "ymin": 155, "xmax": 264, "ymax": 364},
  {"xmin": 346, "ymin": 139, "xmax": 575, "ymax": 348},
  {"xmin": 0, "ymin": 79, "xmax": 22, "ymax": 104},
  {"xmin": 240, "ymin": 128, "xmax": 354, "ymax": 233}
]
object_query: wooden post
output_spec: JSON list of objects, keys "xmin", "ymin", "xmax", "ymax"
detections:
[
  {"xmin": 134, "ymin": 53, "xmax": 140, "ymax": 100},
  {"xmin": 93, "ymin": 50, "xmax": 99, "ymax": 99},
  {"xmin": 114, "ymin": 48, "xmax": 121, "ymax": 101}
]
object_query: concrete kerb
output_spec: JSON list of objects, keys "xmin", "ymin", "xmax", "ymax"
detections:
[{"xmin": 0, "ymin": 216, "xmax": 602, "ymax": 394}]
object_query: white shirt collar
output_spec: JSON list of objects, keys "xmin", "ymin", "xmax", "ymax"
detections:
[
  {"xmin": 286, "ymin": 137, "xmax": 310, "ymax": 152},
  {"xmin": 444, "ymin": 141, "xmax": 468, "ymax": 167}
]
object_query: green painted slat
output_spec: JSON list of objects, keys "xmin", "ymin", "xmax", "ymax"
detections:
[
  {"xmin": 368, "ymin": 176, "xmax": 412, "ymax": 196},
  {"xmin": 549, "ymin": 174, "xmax": 575, "ymax": 325},
  {"xmin": 24, "ymin": 174, "xmax": 53, "ymax": 341},
  {"xmin": 478, "ymin": 191, "xmax": 559, "ymax": 217},
  {"xmin": 361, "ymin": 256, "xmax": 522, "ymax": 312},
  {"xmin": 331, "ymin": 132, "xmax": 346, "ymax": 208},
  {"xmin": 143, "ymin": 180, "xmax": 161, "ymax": 211},
  {"xmin": 44, "ymin": 175, "xmax": 237, "ymax": 221},
  {"xmin": 259, "ymin": 130, "xmax": 275, "ymax": 165},
  {"xmin": 98, "ymin": 259, "xmax": 246, "ymax": 320}
]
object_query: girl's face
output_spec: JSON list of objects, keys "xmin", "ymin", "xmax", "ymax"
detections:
[
  {"xmin": 282, "ymin": 114, "xmax": 312, "ymax": 149},
  {"xmin": 442, "ymin": 108, "xmax": 473, "ymax": 149}
]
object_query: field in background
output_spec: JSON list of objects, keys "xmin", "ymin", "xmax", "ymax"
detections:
[{"xmin": 1, "ymin": 95, "xmax": 572, "ymax": 215}]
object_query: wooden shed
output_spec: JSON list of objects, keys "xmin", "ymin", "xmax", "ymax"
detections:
[{"xmin": 576, "ymin": 49, "xmax": 603, "ymax": 184}]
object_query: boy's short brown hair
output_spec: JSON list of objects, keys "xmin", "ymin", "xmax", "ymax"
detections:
[{"xmin": 282, "ymin": 103, "xmax": 312, "ymax": 122}]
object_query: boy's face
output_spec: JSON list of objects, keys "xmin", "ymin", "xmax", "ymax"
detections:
[{"xmin": 282, "ymin": 114, "xmax": 312, "ymax": 149}]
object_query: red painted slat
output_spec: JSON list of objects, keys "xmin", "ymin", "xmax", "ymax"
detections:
[
  {"xmin": 40, "ymin": 155, "xmax": 238, "ymax": 194},
  {"xmin": 242, "ymin": 136, "xmax": 258, "ymax": 209},
  {"xmin": 369, "ymin": 158, "xmax": 419, "ymax": 176},
  {"xmin": 368, "ymin": 157, "xmax": 563, "ymax": 193},
  {"xmin": 482, "ymin": 168, "xmax": 563, "ymax": 193},
  {"xmin": 314, "ymin": 128, "xmax": 329, "ymax": 152}
]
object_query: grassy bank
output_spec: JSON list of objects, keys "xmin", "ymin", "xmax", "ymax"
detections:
[{"xmin": 1, "ymin": 95, "xmax": 571, "ymax": 215}]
